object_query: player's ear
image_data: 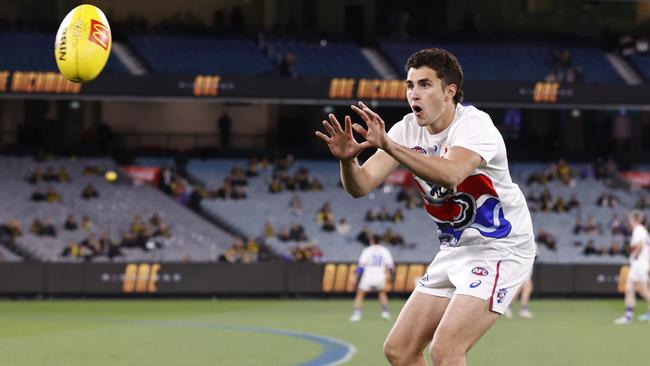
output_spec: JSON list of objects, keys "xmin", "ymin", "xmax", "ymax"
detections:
[{"xmin": 446, "ymin": 84, "xmax": 457, "ymax": 102}]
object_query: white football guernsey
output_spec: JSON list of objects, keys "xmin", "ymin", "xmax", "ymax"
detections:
[{"xmin": 386, "ymin": 104, "xmax": 536, "ymax": 258}]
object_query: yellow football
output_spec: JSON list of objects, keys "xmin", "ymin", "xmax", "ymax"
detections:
[{"xmin": 54, "ymin": 4, "xmax": 112, "ymax": 83}]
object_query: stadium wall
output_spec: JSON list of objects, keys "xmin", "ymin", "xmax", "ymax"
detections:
[{"xmin": 0, "ymin": 263, "xmax": 626, "ymax": 297}]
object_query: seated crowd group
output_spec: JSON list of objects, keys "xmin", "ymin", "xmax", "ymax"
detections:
[{"xmin": 59, "ymin": 213, "xmax": 171, "ymax": 261}]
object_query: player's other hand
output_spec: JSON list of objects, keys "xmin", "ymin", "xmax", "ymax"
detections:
[
  {"xmin": 351, "ymin": 101, "xmax": 391, "ymax": 151},
  {"xmin": 315, "ymin": 113, "xmax": 372, "ymax": 161}
]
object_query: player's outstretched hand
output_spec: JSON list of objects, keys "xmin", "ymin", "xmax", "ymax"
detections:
[
  {"xmin": 315, "ymin": 113, "xmax": 372, "ymax": 161},
  {"xmin": 351, "ymin": 101, "xmax": 390, "ymax": 151}
]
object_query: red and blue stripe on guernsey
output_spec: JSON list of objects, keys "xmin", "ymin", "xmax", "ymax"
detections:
[{"xmin": 414, "ymin": 174, "xmax": 512, "ymax": 246}]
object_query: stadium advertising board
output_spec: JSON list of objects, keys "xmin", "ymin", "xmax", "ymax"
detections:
[
  {"xmin": 2, "ymin": 71, "xmax": 650, "ymax": 107},
  {"xmin": 0, "ymin": 262, "xmax": 629, "ymax": 295}
]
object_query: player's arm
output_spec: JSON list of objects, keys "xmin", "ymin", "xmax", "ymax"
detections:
[
  {"xmin": 316, "ymin": 113, "xmax": 399, "ymax": 198},
  {"xmin": 351, "ymin": 102, "xmax": 481, "ymax": 189},
  {"xmin": 340, "ymin": 150, "xmax": 399, "ymax": 198}
]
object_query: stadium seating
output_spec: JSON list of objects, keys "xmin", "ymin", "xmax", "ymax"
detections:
[
  {"xmin": 190, "ymin": 158, "xmax": 636, "ymax": 265},
  {"xmin": 0, "ymin": 31, "xmax": 128, "ymax": 74},
  {"xmin": 380, "ymin": 41, "xmax": 622, "ymax": 83},
  {"xmin": 266, "ymin": 39, "xmax": 380, "ymax": 78},
  {"xmin": 128, "ymin": 35, "xmax": 275, "ymax": 76},
  {"xmin": 0, "ymin": 156, "xmax": 232, "ymax": 262}
]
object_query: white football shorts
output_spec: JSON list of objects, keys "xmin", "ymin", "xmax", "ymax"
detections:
[
  {"xmin": 415, "ymin": 243, "xmax": 534, "ymax": 314},
  {"xmin": 358, "ymin": 273, "xmax": 386, "ymax": 292},
  {"xmin": 627, "ymin": 262, "xmax": 649, "ymax": 284}
]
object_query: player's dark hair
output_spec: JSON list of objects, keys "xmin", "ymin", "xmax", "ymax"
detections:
[{"xmin": 405, "ymin": 48, "xmax": 464, "ymax": 104}]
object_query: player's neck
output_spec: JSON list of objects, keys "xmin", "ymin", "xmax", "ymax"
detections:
[{"xmin": 426, "ymin": 103, "xmax": 457, "ymax": 135}]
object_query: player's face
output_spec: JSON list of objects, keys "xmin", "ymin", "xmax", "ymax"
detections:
[{"xmin": 406, "ymin": 66, "xmax": 455, "ymax": 129}]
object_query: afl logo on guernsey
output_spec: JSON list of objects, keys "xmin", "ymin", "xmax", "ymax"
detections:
[{"xmin": 472, "ymin": 267, "xmax": 489, "ymax": 276}]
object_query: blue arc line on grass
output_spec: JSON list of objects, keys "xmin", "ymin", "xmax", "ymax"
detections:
[
  {"xmin": 135, "ymin": 320, "xmax": 357, "ymax": 366},
  {"xmin": 0, "ymin": 314, "xmax": 356, "ymax": 366}
]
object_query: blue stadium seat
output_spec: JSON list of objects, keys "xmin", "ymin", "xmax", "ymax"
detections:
[
  {"xmin": 380, "ymin": 41, "xmax": 622, "ymax": 83},
  {"xmin": 129, "ymin": 36, "xmax": 275, "ymax": 76},
  {"xmin": 0, "ymin": 31, "xmax": 129, "ymax": 74}
]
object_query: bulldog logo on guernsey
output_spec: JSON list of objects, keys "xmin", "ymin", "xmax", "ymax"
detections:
[
  {"xmin": 414, "ymin": 174, "xmax": 512, "ymax": 244},
  {"xmin": 471, "ymin": 267, "xmax": 489, "ymax": 276},
  {"xmin": 88, "ymin": 19, "xmax": 110, "ymax": 50}
]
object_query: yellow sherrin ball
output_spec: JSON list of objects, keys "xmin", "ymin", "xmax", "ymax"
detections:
[{"xmin": 54, "ymin": 4, "xmax": 112, "ymax": 83}]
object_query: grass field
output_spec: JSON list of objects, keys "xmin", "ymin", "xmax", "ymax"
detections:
[{"xmin": 0, "ymin": 298, "xmax": 647, "ymax": 365}]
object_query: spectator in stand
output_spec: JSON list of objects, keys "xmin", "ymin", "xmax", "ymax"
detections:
[
  {"xmin": 289, "ymin": 223, "xmax": 306, "ymax": 241},
  {"xmin": 277, "ymin": 226, "xmax": 290, "ymax": 241},
  {"xmin": 214, "ymin": 176, "xmax": 234, "ymax": 198},
  {"xmin": 231, "ymin": 186, "xmax": 247, "ymax": 199},
  {"xmin": 289, "ymin": 194, "xmax": 303, "ymax": 216},
  {"xmin": 268, "ymin": 176, "xmax": 282, "ymax": 193},
  {"xmin": 610, "ymin": 213, "xmax": 625, "ymax": 236},
  {"xmin": 357, "ymin": 226, "xmax": 372, "ymax": 246},
  {"xmin": 43, "ymin": 218, "xmax": 57, "ymax": 237},
  {"xmin": 61, "ymin": 240, "xmax": 93, "ymax": 259},
  {"xmin": 80, "ymin": 215, "xmax": 93, "ymax": 232},
  {"xmin": 31, "ymin": 187, "xmax": 46, "ymax": 202},
  {"xmin": 81, "ymin": 183, "xmax": 99, "ymax": 199},
  {"xmin": 365, "ymin": 209, "xmax": 376, "ymax": 222},
  {"xmin": 377, "ymin": 206, "xmax": 391, "ymax": 222},
  {"xmin": 46, "ymin": 187, "xmax": 62, "ymax": 203},
  {"xmin": 584, "ymin": 216, "xmax": 601, "ymax": 235},
  {"xmin": 597, "ymin": 193, "xmax": 620, "ymax": 208},
  {"xmin": 536, "ymin": 229, "xmax": 556, "ymax": 251},
  {"xmin": 567, "ymin": 193, "xmax": 580, "ymax": 211},
  {"xmin": 107, "ymin": 238, "xmax": 123, "ymax": 260},
  {"xmin": 83, "ymin": 165, "xmax": 102, "ymax": 176},
  {"xmin": 573, "ymin": 215, "xmax": 584, "ymax": 234},
  {"xmin": 159, "ymin": 166, "xmax": 174, "ymax": 195},
  {"xmin": 636, "ymin": 194, "xmax": 649, "ymax": 210},
  {"xmin": 63, "ymin": 214, "xmax": 78, "ymax": 231},
  {"xmin": 246, "ymin": 157, "xmax": 261, "ymax": 177},
  {"xmin": 279, "ymin": 52, "xmax": 297, "ymax": 77},
  {"xmin": 27, "ymin": 168, "xmax": 44, "ymax": 184},
  {"xmin": 130, "ymin": 215, "xmax": 146, "ymax": 236},
  {"xmin": 552, "ymin": 196, "xmax": 567, "ymax": 213},
  {"xmin": 294, "ymin": 168, "xmax": 310, "ymax": 190},
  {"xmin": 322, "ymin": 217, "xmax": 336, "ymax": 232},
  {"xmin": 58, "ymin": 167, "xmax": 71, "ymax": 183},
  {"xmin": 583, "ymin": 239, "xmax": 597, "ymax": 255},
  {"xmin": 393, "ymin": 208, "xmax": 404, "ymax": 223},
  {"xmin": 609, "ymin": 241, "xmax": 625, "ymax": 256},
  {"xmin": 230, "ymin": 165, "xmax": 248, "ymax": 186},
  {"xmin": 263, "ymin": 220, "xmax": 275, "ymax": 239},
  {"xmin": 120, "ymin": 231, "xmax": 136, "ymax": 248},
  {"xmin": 336, "ymin": 218, "xmax": 351, "ymax": 234},
  {"xmin": 43, "ymin": 167, "xmax": 58, "ymax": 182},
  {"xmin": 307, "ymin": 177, "xmax": 323, "ymax": 191},
  {"xmin": 556, "ymin": 159, "xmax": 574, "ymax": 186},
  {"xmin": 539, "ymin": 188, "xmax": 552, "ymax": 212},
  {"xmin": 316, "ymin": 202, "xmax": 334, "ymax": 225}
]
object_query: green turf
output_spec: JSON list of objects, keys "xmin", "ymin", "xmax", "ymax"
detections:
[{"xmin": 0, "ymin": 298, "xmax": 646, "ymax": 365}]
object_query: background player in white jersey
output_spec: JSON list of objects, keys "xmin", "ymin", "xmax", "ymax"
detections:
[
  {"xmin": 316, "ymin": 48, "xmax": 536, "ymax": 366},
  {"xmin": 614, "ymin": 210, "xmax": 650, "ymax": 324},
  {"xmin": 350, "ymin": 235, "xmax": 395, "ymax": 322}
]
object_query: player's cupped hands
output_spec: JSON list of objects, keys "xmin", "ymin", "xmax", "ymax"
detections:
[
  {"xmin": 315, "ymin": 113, "xmax": 372, "ymax": 161},
  {"xmin": 350, "ymin": 101, "xmax": 391, "ymax": 151}
]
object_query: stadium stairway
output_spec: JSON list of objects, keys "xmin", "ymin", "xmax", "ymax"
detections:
[
  {"xmin": 361, "ymin": 48, "xmax": 399, "ymax": 79},
  {"xmin": 605, "ymin": 52, "xmax": 643, "ymax": 84},
  {"xmin": 112, "ymin": 41, "xmax": 148, "ymax": 75}
]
